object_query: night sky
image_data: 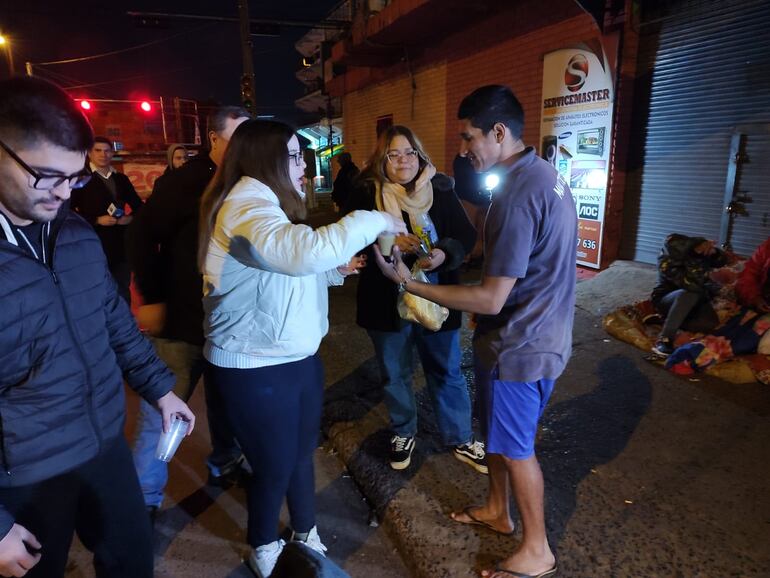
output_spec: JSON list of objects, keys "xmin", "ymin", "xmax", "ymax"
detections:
[{"xmin": 1, "ymin": 1, "xmax": 340, "ymax": 125}]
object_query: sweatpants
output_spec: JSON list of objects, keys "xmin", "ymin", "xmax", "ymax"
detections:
[
  {"xmin": 206, "ymin": 354, "xmax": 323, "ymax": 547},
  {"xmin": 0, "ymin": 436, "xmax": 153, "ymax": 578}
]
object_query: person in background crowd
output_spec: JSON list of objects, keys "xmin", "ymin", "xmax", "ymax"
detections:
[
  {"xmin": 375, "ymin": 85, "xmax": 575, "ymax": 578},
  {"xmin": 0, "ymin": 76, "xmax": 194, "ymax": 578},
  {"xmin": 199, "ymin": 119, "xmax": 406, "ymax": 578},
  {"xmin": 127, "ymin": 107, "xmax": 250, "ymax": 521},
  {"xmin": 651, "ymin": 233, "xmax": 727, "ymax": 356},
  {"xmin": 346, "ymin": 125, "xmax": 485, "ymax": 474},
  {"xmin": 331, "ymin": 152, "xmax": 358, "ymax": 214},
  {"xmin": 165, "ymin": 144, "xmax": 188, "ymax": 173},
  {"xmin": 69, "ymin": 136, "xmax": 143, "ymax": 304},
  {"xmin": 452, "ymin": 153, "xmax": 489, "ymax": 262},
  {"xmin": 735, "ymin": 236, "xmax": 770, "ymax": 313}
]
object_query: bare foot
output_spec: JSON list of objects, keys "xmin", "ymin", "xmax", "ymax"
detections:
[
  {"xmin": 450, "ymin": 506, "xmax": 515, "ymax": 535},
  {"xmin": 480, "ymin": 544, "xmax": 556, "ymax": 577}
]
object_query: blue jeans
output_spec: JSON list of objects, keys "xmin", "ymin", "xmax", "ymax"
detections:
[
  {"xmin": 132, "ymin": 337, "xmax": 243, "ymax": 508},
  {"xmin": 368, "ymin": 326, "xmax": 472, "ymax": 446}
]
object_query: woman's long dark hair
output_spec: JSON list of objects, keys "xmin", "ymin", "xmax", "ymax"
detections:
[{"xmin": 199, "ymin": 119, "xmax": 306, "ymax": 270}]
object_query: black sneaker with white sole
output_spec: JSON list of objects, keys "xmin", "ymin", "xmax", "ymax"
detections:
[
  {"xmin": 389, "ymin": 435, "xmax": 415, "ymax": 470},
  {"xmin": 454, "ymin": 438, "xmax": 488, "ymax": 474},
  {"xmin": 652, "ymin": 337, "xmax": 674, "ymax": 357}
]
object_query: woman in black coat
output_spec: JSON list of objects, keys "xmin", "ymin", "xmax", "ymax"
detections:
[{"xmin": 346, "ymin": 125, "xmax": 486, "ymax": 473}]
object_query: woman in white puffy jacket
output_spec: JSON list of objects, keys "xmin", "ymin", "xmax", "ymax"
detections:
[{"xmin": 198, "ymin": 120, "xmax": 405, "ymax": 577}]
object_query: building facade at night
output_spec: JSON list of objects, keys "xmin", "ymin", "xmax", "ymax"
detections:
[
  {"xmin": 74, "ymin": 96, "xmax": 201, "ymax": 197},
  {"xmin": 310, "ymin": 0, "xmax": 769, "ymax": 267}
]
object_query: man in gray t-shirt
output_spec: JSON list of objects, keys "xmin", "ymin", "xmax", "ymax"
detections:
[{"xmin": 376, "ymin": 85, "xmax": 576, "ymax": 578}]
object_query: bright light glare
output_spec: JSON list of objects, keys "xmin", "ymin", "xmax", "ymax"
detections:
[
  {"xmin": 140, "ymin": 101, "xmax": 152, "ymax": 112},
  {"xmin": 485, "ymin": 173, "xmax": 500, "ymax": 191},
  {"xmin": 586, "ymin": 169, "xmax": 607, "ymax": 189},
  {"xmin": 80, "ymin": 100, "xmax": 92, "ymax": 111}
]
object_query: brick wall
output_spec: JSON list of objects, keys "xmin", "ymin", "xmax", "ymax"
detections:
[
  {"xmin": 336, "ymin": 0, "xmax": 637, "ymax": 268},
  {"xmin": 342, "ymin": 63, "xmax": 448, "ymax": 171},
  {"xmin": 339, "ymin": 5, "xmax": 600, "ymax": 176},
  {"xmin": 444, "ymin": 13, "xmax": 598, "ymax": 165}
]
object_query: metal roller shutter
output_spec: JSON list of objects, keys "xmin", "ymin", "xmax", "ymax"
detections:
[{"xmin": 622, "ymin": 0, "xmax": 770, "ymax": 262}]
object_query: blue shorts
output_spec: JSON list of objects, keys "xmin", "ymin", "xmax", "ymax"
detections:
[{"xmin": 478, "ymin": 368, "xmax": 555, "ymax": 460}]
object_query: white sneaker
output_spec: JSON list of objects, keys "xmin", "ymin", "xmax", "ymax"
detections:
[
  {"xmin": 291, "ymin": 525, "xmax": 327, "ymax": 557},
  {"xmin": 247, "ymin": 539, "xmax": 285, "ymax": 577}
]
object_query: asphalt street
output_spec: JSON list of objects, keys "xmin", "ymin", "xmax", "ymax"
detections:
[{"xmin": 62, "ymin": 204, "xmax": 769, "ymax": 577}]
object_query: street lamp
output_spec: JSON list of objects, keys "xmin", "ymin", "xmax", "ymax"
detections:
[{"xmin": 0, "ymin": 33, "xmax": 15, "ymax": 76}]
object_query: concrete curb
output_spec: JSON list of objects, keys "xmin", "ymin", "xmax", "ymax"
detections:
[{"xmin": 321, "ymin": 261, "xmax": 659, "ymax": 577}]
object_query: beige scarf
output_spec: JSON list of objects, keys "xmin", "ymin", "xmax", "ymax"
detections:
[{"xmin": 375, "ymin": 165, "xmax": 436, "ymax": 223}]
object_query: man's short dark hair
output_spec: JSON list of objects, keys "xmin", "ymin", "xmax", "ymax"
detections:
[
  {"xmin": 93, "ymin": 136, "xmax": 112, "ymax": 148},
  {"xmin": 206, "ymin": 106, "xmax": 252, "ymax": 136},
  {"xmin": 337, "ymin": 152, "xmax": 352, "ymax": 165},
  {"xmin": 458, "ymin": 85, "xmax": 524, "ymax": 139},
  {"xmin": 0, "ymin": 76, "xmax": 93, "ymax": 152}
]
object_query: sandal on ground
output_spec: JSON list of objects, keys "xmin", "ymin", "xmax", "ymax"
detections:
[
  {"xmin": 490, "ymin": 564, "xmax": 557, "ymax": 578},
  {"xmin": 450, "ymin": 507, "xmax": 515, "ymax": 536}
]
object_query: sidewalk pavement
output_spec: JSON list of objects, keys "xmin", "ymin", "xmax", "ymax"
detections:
[{"xmin": 321, "ymin": 260, "xmax": 769, "ymax": 577}]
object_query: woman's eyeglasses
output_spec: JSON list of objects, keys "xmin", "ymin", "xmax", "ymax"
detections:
[
  {"xmin": 386, "ymin": 150, "xmax": 419, "ymax": 164},
  {"xmin": 288, "ymin": 152, "xmax": 303, "ymax": 167},
  {"xmin": 0, "ymin": 138, "xmax": 91, "ymax": 190}
]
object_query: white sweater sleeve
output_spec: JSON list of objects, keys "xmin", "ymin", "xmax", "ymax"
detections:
[
  {"xmin": 221, "ymin": 198, "xmax": 388, "ymax": 276},
  {"xmin": 324, "ymin": 268, "xmax": 345, "ymax": 286}
]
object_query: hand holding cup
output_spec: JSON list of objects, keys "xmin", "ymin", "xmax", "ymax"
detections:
[
  {"xmin": 155, "ymin": 415, "xmax": 190, "ymax": 462},
  {"xmin": 372, "ymin": 244, "xmax": 412, "ymax": 286},
  {"xmin": 376, "ymin": 211, "xmax": 408, "ymax": 235}
]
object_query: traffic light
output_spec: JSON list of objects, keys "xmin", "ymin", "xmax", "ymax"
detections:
[
  {"xmin": 79, "ymin": 100, "xmax": 92, "ymax": 111},
  {"xmin": 240, "ymin": 74, "xmax": 255, "ymax": 110},
  {"xmin": 139, "ymin": 101, "xmax": 152, "ymax": 112}
]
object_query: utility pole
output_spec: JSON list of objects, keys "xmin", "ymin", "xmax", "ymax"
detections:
[{"xmin": 237, "ymin": 0, "xmax": 256, "ymax": 111}]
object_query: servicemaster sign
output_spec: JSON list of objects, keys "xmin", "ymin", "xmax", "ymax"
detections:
[{"xmin": 539, "ymin": 44, "xmax": 615, "ymax": 268}]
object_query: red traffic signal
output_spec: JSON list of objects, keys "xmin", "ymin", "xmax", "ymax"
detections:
[
  {"xmin": 139, "ymin": 101, "xmax": 152, "ymax": 112},
  {"xmin": 79, "ymin": 100, "xmax": 92, "ymax": 111}
]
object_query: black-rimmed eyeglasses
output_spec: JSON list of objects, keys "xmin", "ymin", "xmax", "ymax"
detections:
[
  {"xmin": 0, "ymin": 138, "xmax": 91, "ymax": 190},
  {"xmin": 288, "ymin": 152, "xmax": 303, "ymax": 167}
]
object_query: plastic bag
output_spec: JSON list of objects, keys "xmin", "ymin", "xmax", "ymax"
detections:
[{"xmin": 397, "ymin": 267, "xmax": 449, "ymax": 331}]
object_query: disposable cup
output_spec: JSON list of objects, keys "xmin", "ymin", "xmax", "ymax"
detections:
[
  {"xmin": 155, "ymin": 415, "xmax": 189, "ymax": 462},
  {"xmin": 377, "ymin": 233, "xmax": 396, "ymax": 259}
]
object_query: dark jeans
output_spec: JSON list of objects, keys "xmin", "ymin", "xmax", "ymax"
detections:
[
  {"xmin": 206, "ymin": 354, "xmax": 323, "ymax": 547},
  {"xmin": 658, "ymin": 289, "xmax": 719, "ymax": 339},
  {"xmin": 0, "ymin": 437, "xmax": 153, "ymax": 578}
]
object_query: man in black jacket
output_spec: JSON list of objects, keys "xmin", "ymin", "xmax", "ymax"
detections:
[
  {"xmin": 127, "ymin": 106, "xmax": 250, "ymax": 513},
  {"xmin": 70, "ymin": 136, "xmax": 143, "ymax": 304},
  {"xmin": 0, "ymin": 78, "xmax": 195, "ymax": 577}
]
